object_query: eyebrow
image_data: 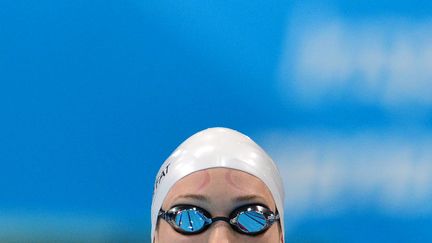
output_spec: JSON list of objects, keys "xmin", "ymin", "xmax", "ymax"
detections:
[
  {"xmin": 232, "ymin": 194, "xmax": 266, "ymax": 204},
  {"xmin": 173, "ymin": 194, "xmax": 267, "ymax": 204},
  {"xmin": 174, "ymin": 194, "xmax": 210, "ymax": 203}
]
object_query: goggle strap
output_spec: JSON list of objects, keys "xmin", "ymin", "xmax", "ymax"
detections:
[
  {"xmin": 266, "ymin": 213, "xmax": 280, "ymax": 224},
  {"xmin": 158, "ymin": 210, "xmax": 168, "ymax": 221}
]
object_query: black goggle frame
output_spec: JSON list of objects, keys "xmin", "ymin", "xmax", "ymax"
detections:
[{"xmin": 158, "ymin": 203, "xmax": 280, "ymax": 236}]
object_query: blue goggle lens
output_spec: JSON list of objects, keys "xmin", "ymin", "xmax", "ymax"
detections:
[
  {"xmin": 174, "ymin": 209, "xmax": 207, "ymax": 232},
  {"xmin": 235, "ymin": 210, "xmax": 267, "ymax": 233}
]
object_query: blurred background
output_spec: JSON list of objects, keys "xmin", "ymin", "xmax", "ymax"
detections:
[{"xmin": 1, "ymin": 0, "xmax": 432, "ymax": 242}]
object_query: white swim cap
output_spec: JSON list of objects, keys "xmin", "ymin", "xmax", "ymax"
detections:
[{"xmin": 151, "ymin": 127, "xmax": 285, "ymax": 242}]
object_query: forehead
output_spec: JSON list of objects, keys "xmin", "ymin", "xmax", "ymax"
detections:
[
  {"xmin": 175, "ymin": 168, "xmax": 268, "ymax": 189},
  {"xmin": 163, "ymin": 168, "xmax": 275, "ymax": 208}
]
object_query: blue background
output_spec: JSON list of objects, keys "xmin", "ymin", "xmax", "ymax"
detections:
[{"xmin": 1, "ymin": 0, "xmax": 432, "ymax": 242}]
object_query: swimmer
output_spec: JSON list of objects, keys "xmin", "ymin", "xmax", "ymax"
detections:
[{"xmin": 151, "ymin": 127, "xmax": 285, "ymax": 243}]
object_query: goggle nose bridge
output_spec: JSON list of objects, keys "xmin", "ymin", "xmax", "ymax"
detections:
[{"xmin": 210, "ymin": 216, "xmax": 231, "ymax": 224}]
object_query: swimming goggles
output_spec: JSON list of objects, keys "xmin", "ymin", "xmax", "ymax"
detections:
[{"xmin": 158, "ymin": 203, "xmax": 280, "ymax": 235}]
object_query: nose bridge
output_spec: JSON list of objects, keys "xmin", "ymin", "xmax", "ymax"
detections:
[{"xmin": 208, "ymin": 220, "xmax": 236, "ymax": 243}]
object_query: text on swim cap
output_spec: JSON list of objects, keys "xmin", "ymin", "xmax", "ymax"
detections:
[{"xmin": 154, "ymin": 163, "xmax": 170, "ymax": 192}]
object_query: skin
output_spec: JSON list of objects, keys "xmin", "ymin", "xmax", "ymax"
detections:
[{"xmin": 155, "ymin": 168, "xmax": 283, "ymax": 243}]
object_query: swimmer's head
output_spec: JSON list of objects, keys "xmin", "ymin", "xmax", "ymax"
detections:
[{"xmin": 151, "ymin": 127, "xmax": 285, "ymax": 243}]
